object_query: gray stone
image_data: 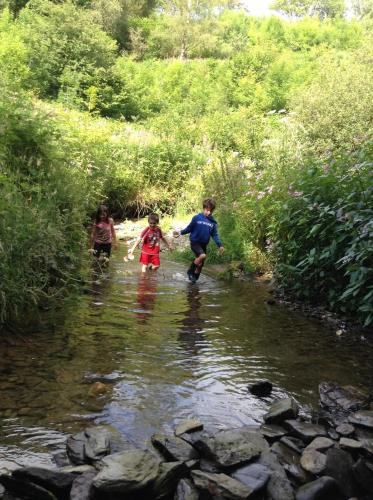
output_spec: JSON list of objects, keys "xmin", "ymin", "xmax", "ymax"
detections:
[
  {"xmin": 336, "ymin": 424, "xmax": 355, "ymax": 437},
  {"xmin": 264, "ymin": 399, "xmax": 299, "ymax": 425},
  {"xmin": 191, "ymin": 470, "xmax": 253, "ymax": 499},
  {"xmin": 59, "ymin": 465, "xmax": 95, "ymax": 474},
  {"xmin": 70, "ymin": 470, "xmax": 96, "ymax": 500},
  {"xmin": 280, "ymin": 437, "xmax": 304, "ymax": 454},
  {"xmin": 0, "ymin": 483, "xmax": 4, "ymax": 499},
  {"xmin": 12, "ymin": 467, "xmax": 76, "ymax": 498},
  {"xmin": 151, "ymin": 434, "xmax": 199, "ymax": 462},
  {"xmin": 175, "ymin": 420, "xmax": 203, "ymax": 437},
  {"xmin": 174, "ymin": 478, "xmax": 199, "ymax": 500},
  {"xmin": 260, "ymin": 425, "xmax": 287, "ymax": 442},
  {"xmin": 0, "ymin": 477, "xmax": 57, "ymax": 500},
  {"xmin": 191, "ymin": 427, "xmax": 269, "ymax": 468},
  {"xmin": 248, "ymin": 380, "xmax": 273, "ymax": 397},
  {"xmin": 319, "ymin": 382, "xmax": 370, "ymax": 413},
  {"xmin": 66, "ymin": 432, "xmax": 86, "ymax": 465},
  {"xmin": 295, "ymin": 476, "xmax": 343, "ymax": 500},
  {"xmin": 349, "ymin": 411, "xmax": 373, "ymax": 429},
  {"xmin": 271, "ymin": 442, "xmax": 310, "ymax": 484},
  {"xmin": 92, "ymin": 449, "xmax": 161, "ymax": 495},
  {"xmin": 199, "ymin": 459, "xmax": 220, "ymax": 473},
  {"xmin": 352, "ymin": 458, "xmax": 373, "ymax": 493},
  {"xmin": 153, "ymin": 462, "xmax": 188, "ymax": 500},
  {"xmin": 284, "ymin": 421, "xmax": 326, "ymax": 443},
  {"xmin": 339, "ymin": 437, "xmax": 363, "ymax": 452},
  {"xmin": 257, "ymin": 450, "xmax": 294, "ymax": 500},
  {"xmin": 266, "ymin": 471, "xmax": 295, "ymax": 500},
  {"xmin": 360, "ymin": 439, "xmax": 373, "ymax": 458},
  {"xmin": 324, "ymin": 447, "xmax": 357, "ymax": 498},
  {"xmin": 300, "ymin": 450, "xmax": 327, "ymax": 475},
  {"xmin": 231, "ymin": 463, "xmax": 270, "ymax": 493},
  {"xmin": 304, "ymin": 437, "xmax": 334, "ymax": 453},
  {"xmin": 84, "ymin": 427, "xmax": 110, "ymax": 462}
]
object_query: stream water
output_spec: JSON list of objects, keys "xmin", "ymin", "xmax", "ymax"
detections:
[{"xmin": 0, "ymin": 246, "xmax": 372, "ymax": 467}]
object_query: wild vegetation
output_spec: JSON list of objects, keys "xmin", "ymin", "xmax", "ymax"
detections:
[{"xmin": 0, "ymin": 0, "xmax": 372, "ymax": 326}]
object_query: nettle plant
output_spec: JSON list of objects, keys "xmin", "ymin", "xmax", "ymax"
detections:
[{"xmin": 272, "ymin": 146, "xmax": 373, "ymax": 326}]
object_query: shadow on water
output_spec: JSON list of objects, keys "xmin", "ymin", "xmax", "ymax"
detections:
[{"xmin": 0, "ymin": 242, "xmax": 372, "ymax": 462}]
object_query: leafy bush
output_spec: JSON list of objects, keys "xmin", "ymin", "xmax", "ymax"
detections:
[
  {"xmin": 0, "ymin": 88, "xmax": 87, "ymax": 324},
  {"xmin": 272, "ymin": 149, "xmax": 373, "ymax": 326}
]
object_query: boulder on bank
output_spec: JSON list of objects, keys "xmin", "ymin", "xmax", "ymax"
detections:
[
  {"xmin": 319, "ymin": 382, "xmax": 371, "ymax": 416},
  {"xmin": 264, "ymin": 398, "xmax": 299, "ymax": 424},
  {"xmin": 189, "ymin": 427, "xmax": 269, "ymax": 468},
  {"xmin": 92, "ymin": 449, "xmax": 161, "ymax": 496}
]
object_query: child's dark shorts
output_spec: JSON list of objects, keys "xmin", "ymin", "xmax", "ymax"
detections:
[
  {"xmin": 93, "ymin": 242, "xmax": 112, "ymax": 257},
  {"xmin": 190, "ymin": 242, "xmax": 207, "ymax": 257}
]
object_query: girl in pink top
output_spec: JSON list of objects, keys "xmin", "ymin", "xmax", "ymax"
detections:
[{"xmin": 90, "ymin": 204, "xmax": 117, "ymax": 258}]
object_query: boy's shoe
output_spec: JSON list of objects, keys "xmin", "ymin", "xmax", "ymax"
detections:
[{"xmin": 187, "ymin": 270, "xmax": 196, "ymax": 283}]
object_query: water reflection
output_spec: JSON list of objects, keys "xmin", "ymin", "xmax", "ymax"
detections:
[
  {"xmin": 135, "ymin": 273, "xmax": 158, "ymax": 325},
  {"xmin": 178, "ymin": 284, "xmax": 205, "ymax": 355},
  {"xmin": 0, "ymin": 248, "xmax": 372, "ymax": 461}
]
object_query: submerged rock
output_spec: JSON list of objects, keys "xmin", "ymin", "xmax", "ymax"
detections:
[{"xmin": 248, "ymin": 380, "xmax": 273, "ymax": 397}]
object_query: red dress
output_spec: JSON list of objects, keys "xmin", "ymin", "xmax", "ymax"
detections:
[{"xmin": 139, "ymin": 226, "xmax": 163, "ymax": 267}]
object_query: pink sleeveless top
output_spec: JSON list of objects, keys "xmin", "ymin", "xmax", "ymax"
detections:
[{"xmin": 94, "ymin": 220, "xmax": 113, "ymax": 244}]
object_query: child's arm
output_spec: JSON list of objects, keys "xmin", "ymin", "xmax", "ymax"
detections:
[
  {"xmin": 129, "ymin": 237, "xmax": 141, "ymax": 254},
  {"xmin": 129, "ymin": 228, "xmax": 147, "ymax": 254},
  {"xmin": 110, "ymin": 218, "xmax": 118, "ymax": 249},
  {"xmin": 173, "ymin": 216, "xmax": 196, "ymax": 238},
  {"xmin": 212, "ymin": 224, "xmax": 224, "ymax": 254}
]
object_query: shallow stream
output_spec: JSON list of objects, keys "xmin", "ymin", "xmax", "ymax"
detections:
[{"xmin": 1, "ymin": 247, "xmax": 372, "ymax": 467}]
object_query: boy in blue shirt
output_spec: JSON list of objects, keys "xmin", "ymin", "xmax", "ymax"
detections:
[{"xmin": 173, "ymin": 198, "xmax": 224, "ymax": 283}]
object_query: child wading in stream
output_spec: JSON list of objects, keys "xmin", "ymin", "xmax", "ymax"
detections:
[
  {"xmin": 173, "ymin": 198, "xmax": 224, "ymax": 283},
  {"xmin": 90, "ymin": 204, "xmax": 117, "ymax": 259},
  {"xmin": 127, "ymin": 213, "xmax": 172, "ymax": 272}
]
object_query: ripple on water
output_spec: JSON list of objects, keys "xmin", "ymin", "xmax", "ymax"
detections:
[{"xmin": 0, "ymin": 249, "xmax": 372, "ymax": 460}]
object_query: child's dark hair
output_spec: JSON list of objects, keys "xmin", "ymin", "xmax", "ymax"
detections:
[
  {"xmin": 203, "ymin": 198, "xmax": 216, "ymax": 211},
  {"xmin": 148, "ymin": 213, "xmax": 159, "ymax": 224},
  {"xmin": 95, "ymin": 204, "xmax": 110, "ymax": 223}
]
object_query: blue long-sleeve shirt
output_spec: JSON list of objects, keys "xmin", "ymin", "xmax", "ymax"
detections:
[{"xmin": 180, "ymin": 213, "xmax": 222, "ymax": 247}]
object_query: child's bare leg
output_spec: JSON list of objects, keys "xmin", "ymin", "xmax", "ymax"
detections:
[
  {"xmin": 151, "ymin": 266, "xmax": 159, "ymax": 271},
  {"xmin": 194, "ymin": 253, "xmax": 206, "ymax": 267},
  {"xmin": 141, "ymin": 264, "xmax": 148, "ymax": 272}
]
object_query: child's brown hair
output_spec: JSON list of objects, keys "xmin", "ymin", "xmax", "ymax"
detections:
[{"xmin": 202, "ymin": 198, "xmax": 216, "ymax": 211}]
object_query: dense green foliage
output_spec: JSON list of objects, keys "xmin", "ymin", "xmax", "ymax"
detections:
[{"xmin": 0, "ymin": 0, "xmax": 372, "ymax": 327}]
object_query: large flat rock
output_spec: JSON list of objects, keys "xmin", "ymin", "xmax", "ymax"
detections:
[
  {"xmin": 92, "ymin": 449, "xmax": 161, "ymax": 495},
  {"xmin": 190, "ymin": 427, "xmax": 269, "ymax": 468}
]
